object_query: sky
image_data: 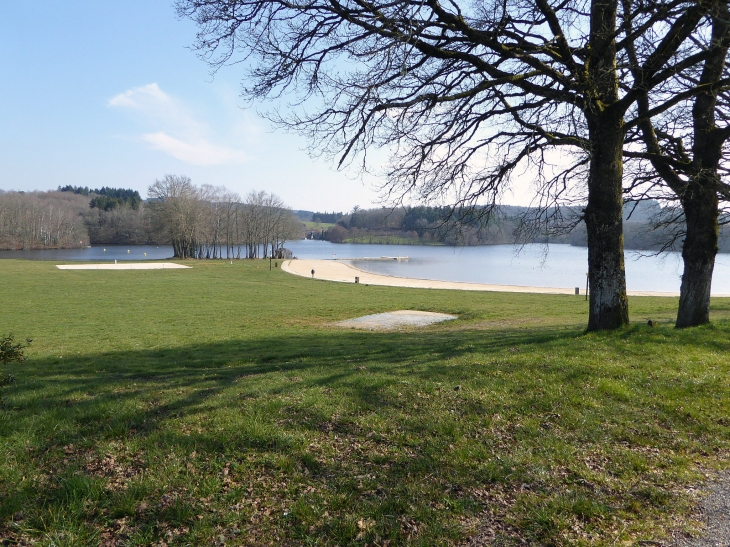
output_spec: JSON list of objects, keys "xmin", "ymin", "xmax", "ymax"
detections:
[{"xmin": 0, "ymin": 1, "xmax": 535, "ymax": 212}]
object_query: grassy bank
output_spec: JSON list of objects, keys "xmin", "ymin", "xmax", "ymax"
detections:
[
  {"xmin": 302, "ymin": 222, "xmax": 335, "ymax": 230},
  {"xmin": 1, "ymin": 259, "xmax": 729, "ymax": 546},
  {"xmin": 344, "ymin": 235, "xmax": 444, "ymax": 245}
]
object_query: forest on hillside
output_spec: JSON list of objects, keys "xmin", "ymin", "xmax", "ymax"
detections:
[
  {"xmin": 3, "ymin": 184, "xmax": 727, "ymax": 254},
  {"xmin": 300, "ymin": 202, "xmax": 730, "ymax": 252},
  {"xmin": 0, "ymin": 182, "xmax": 302, "ymax": 258}
]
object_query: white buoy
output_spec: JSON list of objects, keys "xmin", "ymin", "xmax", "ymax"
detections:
[
  {"xmin": 127, "ymin": 250, "xmax": 130, "ymax": 254},
  {"xmin": 103, "ymin": 248, "xmax": 106, "ymax": 252}
]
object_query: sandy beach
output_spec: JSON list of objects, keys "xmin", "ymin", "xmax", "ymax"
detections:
[{"xmin": 282, "ymin": 259, "xmax": 688, "ymax": 297}]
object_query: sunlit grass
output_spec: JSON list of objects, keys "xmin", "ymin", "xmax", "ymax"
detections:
[
  {"xmin": 345, "ymin": 235, "xmax": 443, "ymax": 245},
  {"xmin": 0, "ymin": 259, "xmax": 729, "ymax": 545},
  {"xmin": 302, "ymin": 221, "xmax": 335, "ymax": 230}
]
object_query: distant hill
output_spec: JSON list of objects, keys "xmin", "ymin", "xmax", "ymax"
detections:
[
  {"xmin": 301, "ymin": 200, "xmax": 730, "ymax": 252},
  {"xmin": 294, "ymin": 210, "xmax": 314, "ymax": 221}
]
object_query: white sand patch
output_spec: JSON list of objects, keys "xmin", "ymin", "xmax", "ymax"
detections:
[
  {"xmin": 56, "ymin": 263, "xmax": 191, "ymax": 270},
  {"xmin": 336, "ymin": 310, "xmax": 457, "ymax": 330},
  {"xmin": 283, "ymin": 259, "xmax": 684, "ymax": 296}
]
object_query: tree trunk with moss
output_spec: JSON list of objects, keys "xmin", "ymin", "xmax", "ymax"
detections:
[
  {"xmin": 676, "ymin": 175, "xmax": 720, "ymax": 328},
  {"xmin": 585, "ymin": 113, "xmax": 630, "ymax": 330},
  {"xmin": 584, "ymin": 0, "xmax": 630, "ymax": 331},
  {"xmin": 675, "ymin": 3, "xmax": 728, "ymax": 328}
]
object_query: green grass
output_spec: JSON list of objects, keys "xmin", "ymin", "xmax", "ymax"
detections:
[
  {"xmin": 345, "ymin": 235, "xmax": 443, "ymax": 245},
  {"xmin": 1, "ymin": 259, "xmax": 730, "ymax": 546},
  {"xmin": 302, "ymin": 221, "xmax": 335, "ymax": 230}
]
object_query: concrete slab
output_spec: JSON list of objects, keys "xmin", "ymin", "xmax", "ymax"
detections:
[
  {"xmin": 56, "ymin": 263, "xmax": 191, "ymax": 270},
  {"xmin": 335, "ymin": 310, "xmax": 457, "ymax": 330}
]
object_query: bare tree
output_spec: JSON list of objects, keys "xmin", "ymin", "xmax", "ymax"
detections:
[
  {"xmin": 177, "ymin": 0, "xmax": 722, "ymax": 330},
  {"xmin": 222, "ymin": 190, "xmax": 241, "ymax": 259},
  {"xmin": 148, "ymin": 175, "xmax": 207, "ymax": 259},
  {"xmin": 0, "ymin": 190, "xmax": 89, "ymax": 250},
  {"xmin": 240, "ymin": 190, "xmax": 265, "ymax": 258},
  {"xmin": 264, "ymin": 195, "xmax": 304, "ymax": 256},
  {"xmin": 238, "ymin": 190, "xmax": 302, "ymax": 258},
  {"xmin": 198, "ymin": 184, "xmax": 228, "ymax": 259},
  {"xmin": 624, "ymin": 2, "xmax": 730, "ymax": 327},
  {"xmin": 83, "ymin": 201, "xmax": 156, "ymax": 245}
]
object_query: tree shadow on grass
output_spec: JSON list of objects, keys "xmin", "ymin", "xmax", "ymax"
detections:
[
  {"xmin": 2, "ymin": 323, "xmax": 729, "ymax": 545},
  {"xmin": 5, "ymin": 320, "xmax": 726, "ymax": 455}
]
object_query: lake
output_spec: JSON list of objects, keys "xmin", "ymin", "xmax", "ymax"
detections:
[
  {"xmin": 289, "ymin": 240, "xmax": 730, "ymax": 294},
  {"xmin": 3, "ymin": 241, "xmax": 730, "ymax": 294},
  {"xmin": 0, "ymin": 245, "xmax": 173, "ymax": 262}
]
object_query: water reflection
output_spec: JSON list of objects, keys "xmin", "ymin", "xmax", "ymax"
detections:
[{"xmin": 0, "ymin": 245, "xmax": 173, "ymax": 261}]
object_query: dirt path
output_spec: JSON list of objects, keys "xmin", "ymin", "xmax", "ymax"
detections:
[{"xmin": 673, "ymin": 472, "xmax": 730, "ymax": 546}]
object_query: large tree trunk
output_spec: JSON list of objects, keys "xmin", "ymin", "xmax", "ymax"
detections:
[
  {"xmin": 676, "ymin": 2, "xmax": 728, "ymax": 328},
  {"xmin": 584, "ymin": 0, "xmax": 630, "ymax": 331},
  {"xmin": 585, "ymin": 113, "xmax": 630, "ymax": 331},
  {"xmin": 676, "ymin": 175, "xmax": 719, "ymax": 328}
]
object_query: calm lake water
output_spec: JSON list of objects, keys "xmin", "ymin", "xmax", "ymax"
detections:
[
  {"xmin": 289, "ymin": 240, "xmax": 730, "ymax": 294},
  {"xmin": 3, "ymin": 240, "xmax": 730, "ymax": 294},
  {"xmin": 0, "ymin": 245, "xmax": 173, "ymax": 261}
]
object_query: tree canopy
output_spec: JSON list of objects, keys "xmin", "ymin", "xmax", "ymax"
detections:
[
  {"xmin": 622, "ymin": 2, "xmax": 730, "ymax": 327},
  {"xmin": 177, "ymin": 0, "xmax": 726, "ymax": 329},
  {"xmin": 148, "ymin": 175, "xmax": 302, "ymax": 259}
]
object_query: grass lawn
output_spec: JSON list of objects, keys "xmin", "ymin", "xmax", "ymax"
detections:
[
  {"xmin": 302, "ymin": 222, "xmax": 335, "ymax": 230},
  {"xmin": 1, "ymin": 259, "xmax": 729, "ymax": 546},
  {"xmin": 345, "ymin": 235, "xmax": 442, "ymax": 245}
]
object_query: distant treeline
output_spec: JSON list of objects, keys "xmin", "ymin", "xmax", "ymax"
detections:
[
  {"xmin": 0, "ymin": 190, "xmax": 91, "ymax": 250},
  {"xmin": 296, "ymin": 210, "xmax": 346, "ymax": 224},
  {"xmin": 57, "ymin": 185, "xmax": 93, "ymax": 196},
  {"xmin": 5, "ymin": 187, "xmax": 729, "ymax": 253},
  {"xmin": 59, "ymin": 185, "xmax": 142, "ymax": 211},
  {"xmin": 0, "ymin": 181, "xmax": 302, "ymax": 254},
  {"xmin": 303, "ymin": 202, "xmax": 730, "ymax": 252},
  {"xmin": 0, "ymin": 187, "xmax": 169, "ymax": 249},
  {"xmin": 313, "ymin": 206, "xmax": 519, "ymax": 246}
]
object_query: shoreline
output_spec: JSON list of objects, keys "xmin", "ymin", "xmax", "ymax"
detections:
[{"xmin": 281, "ymin": 259, "xmax": 707, "ymax": 297}]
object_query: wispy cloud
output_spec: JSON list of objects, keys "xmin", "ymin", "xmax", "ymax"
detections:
[
  {"xmin": 141, "ymin": 132, "xmax": 248, "ymax": 166},
  {"xmin": 108, "ymin": 83, "xmax": 171, "ymax": 109},
  {"xmin": 108, "ymin": 83, "xmax": 248, "ymax": 166}
]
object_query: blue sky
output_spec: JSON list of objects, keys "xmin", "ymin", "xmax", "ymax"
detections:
[{"xmin": 0, "ymin": 1, "xmax": 383, "ymax": 211}]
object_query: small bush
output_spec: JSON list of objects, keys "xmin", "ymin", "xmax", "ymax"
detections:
[
  {"xmin": 0, "ymin": 334, "xmax": 31, "ymax": 386},
  {"xmin": 0, "ymin": 334, "xmax": 31, "ymax": 365}
]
